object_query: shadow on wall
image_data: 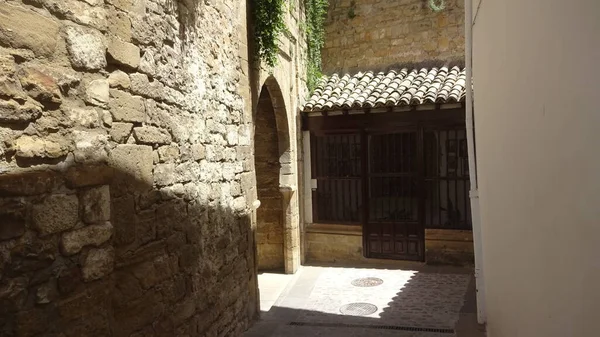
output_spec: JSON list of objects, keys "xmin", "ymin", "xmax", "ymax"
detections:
[
  {"xmin": 0, "ymin": 161, "xmax": 259, "ymax": 337},
  {"xmin": 246, "ymin": 266, "xmax": 482, "ymax": 337}
]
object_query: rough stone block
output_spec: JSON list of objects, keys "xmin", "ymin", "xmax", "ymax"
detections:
[
  {"xmin": 157, "ymin": 145, "xmax": 180, "ymax": 163},
  {"xmin": 133, "ymin": 126, "xmax": 172, "ymax": 145},
  {"xmin": 108, "ymin": 144, "xmax": 153, "ymax": 187},
  {"xmin": 61, "ymin": 222, "xmax": 113, "ymax": 255},
  {"xmin": 16, "ymin": 66, "xmax": 62, "ymax": 104},
  {"xmin": 14, "ymin": 135, "xmax": 67, "ymax": 159},
  {"xmin": 86, "ymin": 79, "xmax": 110, "ymax": 108},
  {"xmin": 65, "ymin": 25, "xmax": 107, "ymax": 70},
  {"xmin": 111, "ymin": 195, "xmax": 135, "ymax": 246},
  {"xmin": 82, "ymin": 247, "xmax": 114, "ymax": 281},
  {"xmin": 226, "ymin": 126, "xmax": 238, "ymax": 145},
  {"xmin": 107, "ymin": 7, "xmax": 132, "ymax": 41},
  {"xmin": 108, "ymin": 38, "xmax": 140, "ymax": 68},
  {"xmin": 175, "ymin": 161, "xmax": 201, "ymax": 184},
  {"xmin": 0, "ymin": 99, "xmax": 42, "ymax": 124},
  {"xmin": 102, "ymin": 110, "xmax": 112, "ymax": 127},
  {"xmin": 129, "ymin": 73, "xmax": 165, "ymax": 99},
  {"xmin": 109, "ymin": 90, "xmax": 145, "ymax": 123},
  {"xmin": 106, "ymin": 0, "xmax": 145, "ymax": 13},
  {"xmin": 0, "ymin": 170, "xmax": 57, "ymax": 196},
  {"xmin": 154, "ymin": 163, "xmax": 176, "ymax": 186},
  {"xmin": 110, "ymin": 122, "xmax": 133, "ymax": 143},
  {"xmin": 65, "ymin": 165, "xmax": 114, "ymax": 188},
  {"xmin": 73, "ymin": 130, "xmax": 109, "ymax": 163},
  {"xmin": 191, "ymin": 144, "xmax": 206, "ymax": 161},
  {"xmin": 0, "ymin": 198, "xmax": 27, "ymax": 240},
  {"xmin": 32, "ymin": 194, "xmax": 79, "ymax": 236},
  {"xmin": 68, "ymin": 107, "xmax": 100, "ymax": 128},
  {"xmin": 108, "ymin": 70, "xmax": 130, "ymax": 89},
  {"xmin": 32, "ymin": 0, "xmax": 107, "ymax": 31},
  {"xmin": 81, "ymin": 185, "xmax": 110, "ymax": 223},
  {"xmin": 0, "ymin": 3, "xmax": 59, "ymax": 57}
]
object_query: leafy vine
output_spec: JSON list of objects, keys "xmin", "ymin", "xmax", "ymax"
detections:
[
  {"xmin": 252, "ymin": 0, "xmax": 287, "ymax": 68},
  {"xmin": 304, "ymin": 0, "xmax": 329, "ymax": 91},
  {"xmin": 429, "ymin": 0, "xmax": 446, "ymax": 12}
]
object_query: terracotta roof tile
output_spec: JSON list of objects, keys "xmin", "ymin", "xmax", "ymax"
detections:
[{"xmin": 303, "ymin": 65, "xmax": 466, "ymax": 112}]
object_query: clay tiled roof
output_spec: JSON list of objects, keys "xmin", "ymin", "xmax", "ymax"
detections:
[{"xmin": 303, "ymin": 66, "xmax": 466, "ymax": 112}]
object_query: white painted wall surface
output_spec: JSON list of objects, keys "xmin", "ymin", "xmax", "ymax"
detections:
[{"xmin": 472, "ymin": 0, "xmax": 600, "ymax": 336}]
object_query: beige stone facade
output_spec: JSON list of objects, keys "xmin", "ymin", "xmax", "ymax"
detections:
[
  {"xmin": 0, "ymin": 0, "xmax": 307, "ymax": 336},
  {"xmin": 321, "ymin": 0, "xmax": 465, "ymax": 73}
]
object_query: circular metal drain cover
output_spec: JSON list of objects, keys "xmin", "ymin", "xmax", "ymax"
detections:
[
  {"xmin": 339, "ymin": 302, "xmax": 378, "ymax": 316},
  {"xmin": 351, "ymin": 277, "xmax": 384, "ymax": 287}
]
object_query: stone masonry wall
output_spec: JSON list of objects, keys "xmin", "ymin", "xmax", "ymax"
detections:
[
  {"xmin": 321, "ymin": 0, "xmax": 465, "ymax": 73},
  {"xmin": 255, "ymin": 89, "xmax": 284, "ymax": 271},
  {"xmin": 0, "ymin": 0, "xmax": 261, "ymax": 336}
]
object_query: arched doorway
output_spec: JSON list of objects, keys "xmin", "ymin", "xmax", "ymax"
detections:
[{"xmin": 254, "ymin": 78, "xmax": 292, "ymax": 272}]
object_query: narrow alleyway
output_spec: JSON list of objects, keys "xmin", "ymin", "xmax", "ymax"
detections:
[{"xmin": 246, "ymin": 266, "xmax": 485, "ymax": 337}]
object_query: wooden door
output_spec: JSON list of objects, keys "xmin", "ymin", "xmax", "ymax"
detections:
[{"xmin": 364, "ymin": 130, "xmax": 425, "ymax": 261}]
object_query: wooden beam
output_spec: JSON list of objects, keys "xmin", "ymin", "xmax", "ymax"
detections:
[{"xmin": 303, "ymin": 108, "xmax": 466, "ymax": 132}]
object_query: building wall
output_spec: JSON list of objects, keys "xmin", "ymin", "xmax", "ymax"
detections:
[
  {"xmin": 472, "ymin": 0, "xmax": 600, "ymax": 336},
  {"xmin": 306, "ymin": 227, "xmax": 473, "ymax": 266},
  {"xmin": 0, "ymin": 0, "xmax": 307, "ymax": 336},
  {"xmin": 425, "ymin": 229, "xmax": 473, "ymax": 266},
  {"xmin": 321, "ymin": 0, "xmax": 465, "ymax": 74},
  {"xmin": 255, "ymin": 89, "xmax": 284, "ymax": 270}
]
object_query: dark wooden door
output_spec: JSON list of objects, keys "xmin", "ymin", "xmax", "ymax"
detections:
[{"xmin": 364, "ymin": 130, "xmax": 425, "ymax": 261}]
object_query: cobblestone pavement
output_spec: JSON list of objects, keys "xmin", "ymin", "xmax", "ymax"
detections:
[{"xmin": 244, "ymin": 265, "xmax": 476, "ymax": 337}]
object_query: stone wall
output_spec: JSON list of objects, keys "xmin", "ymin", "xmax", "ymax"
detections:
[
  {"xmin": 425, "ymin": 229, "xmax": 474, "ymax": 266},
  {"xmin": 0, "ymin": 0, "xmax": 264, "ymax": 336},
  {"xmin": 255, "ymin": 89, "xmax": 284, "ymax": 271},
  {"xmin": 306, "ymin": 227, "xmax": 474, "ymax": 266},
  {"xmin": 239, "ymin": 0, "xmax": 308, "ymax": 274},
  {"xmin": 321, "ymin": 0, "xmax": 465, "ymax": 73}
]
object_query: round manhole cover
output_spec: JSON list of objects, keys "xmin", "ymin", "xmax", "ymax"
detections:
[
  {"xmin": 339, "ymin": 302, "xmax": 378, "ymax": 316},
  {"xmin": 351, "ymin": 277, "xmax": 384, "ymax": 287}
]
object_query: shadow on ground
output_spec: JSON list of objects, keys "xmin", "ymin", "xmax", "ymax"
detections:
[{"xmin": 246, "ymin": 265, "xmax": 485, "ymax": 337}]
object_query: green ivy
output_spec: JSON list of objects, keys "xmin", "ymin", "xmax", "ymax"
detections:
[
  {"xmin": 429, "ymin": 0, "xmax": 446, "ymax": 12},
  {"xmin": 252, "ymin": 0, "xmax": 287, "ymax": 68},
  {"xmin": 304, "ymin": 0, "xmax": 329, "ymax": 91}
]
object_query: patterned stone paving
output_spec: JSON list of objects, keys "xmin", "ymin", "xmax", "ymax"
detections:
[
  {"xmin": 296, "ymin": 268, "xmax": 470, "ymax": 328},
  {"xmin": 245, "ymin": 266, "xmax": 473, "ymax": 337},
  {"xmin": 264, "ymin": 325, "xmax": 454, "ymax": 337}
]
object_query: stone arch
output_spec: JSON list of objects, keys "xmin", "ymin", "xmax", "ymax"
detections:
[{"xmin": 254, "ymin": 76, "xmax": 298, "ymax": 274}]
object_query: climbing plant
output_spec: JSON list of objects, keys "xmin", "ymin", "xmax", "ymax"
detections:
[
  {"xmin": 429, "ymin": 0, "xmax": 446, "ymax": 12},
  {"xmin": 252, "ymin": 0, "xmax": 287, "ymax": 68},
  {"xmin": 304, "ymin": 0, "xmax": 329, "ymax": 91}
]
